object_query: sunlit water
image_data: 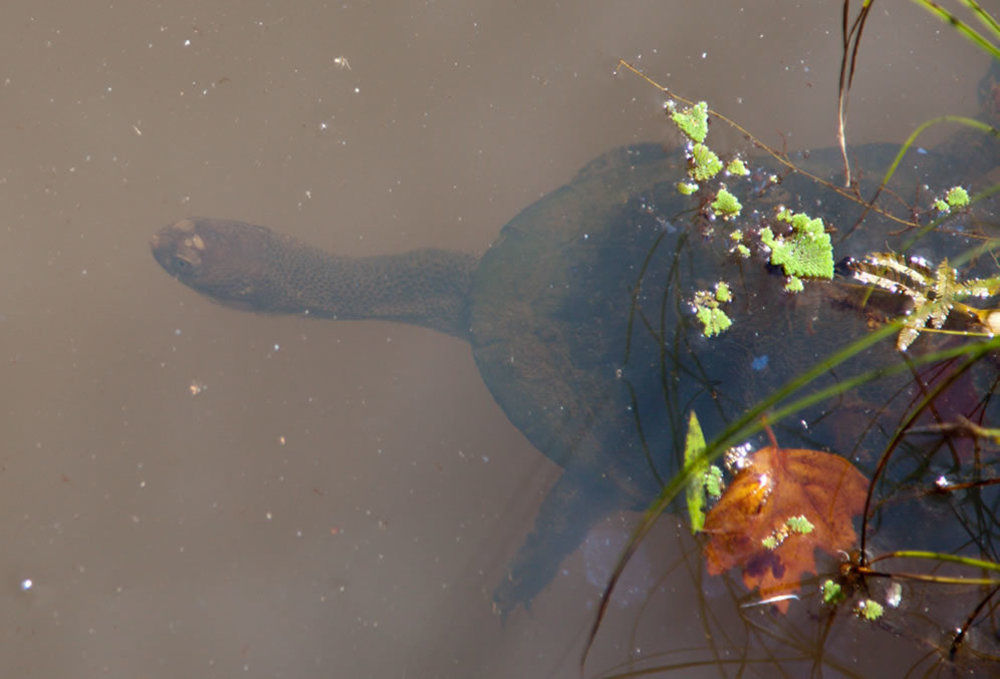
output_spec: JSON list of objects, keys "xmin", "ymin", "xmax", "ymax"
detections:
[{"xmin": 1, "ymin": 1, "xmax": 995, "ymax": 677}]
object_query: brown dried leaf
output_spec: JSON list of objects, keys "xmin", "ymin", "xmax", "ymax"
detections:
[{"xmin": 703, "ymin": 446, "xmax": 868, "ymax": 612}]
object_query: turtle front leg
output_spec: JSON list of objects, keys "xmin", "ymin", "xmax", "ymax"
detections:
[{"xmin": 493, "ymin": 467, "xmax": 623, "ymax": 616}]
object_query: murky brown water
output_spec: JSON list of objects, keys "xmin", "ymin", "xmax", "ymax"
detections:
[{"xmin": 0, "ymin": 1, "xmax": 992, "ymax": 677}]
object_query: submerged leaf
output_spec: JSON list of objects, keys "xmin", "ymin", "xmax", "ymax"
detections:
[{"xmin": 703, "ymin": 445, "xmax": 868, "ymax": 613}]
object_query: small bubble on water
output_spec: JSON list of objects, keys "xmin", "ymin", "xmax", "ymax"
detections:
[{"xmin": 20, "ymin": 578, "xmax": 33, "ymax": 591}]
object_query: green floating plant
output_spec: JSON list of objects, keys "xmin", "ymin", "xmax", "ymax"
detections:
[
  {"xmin": 669, "ymin": 100, "xmax": 709, "ymax": 143},
  {"xmin": 704, "ymin": 465, "xmax": 723, "ymax": 499},
  {"xmin": 690, "ymin": 143, "xmax": 723, "ymax": 181},
  {"xmin": 677, "ymin": 181, "xmax": 699, "ymax": 195},
  {"xmin": 856, "ymin": 599, "xmax": 884, "ymax": 622},
  {"xmin": 711, "ymin": 187, "xmax": 742, "ymax": 219},
  {"xmin": 784, "ymin": 276, "xmax": 804, "ymax": 293},
  {"xmin": 786, "ymin": 515, "xmax": 814, "ymax": 534},
  {"xmin": 760, "ymin": 208, "xmax": 834, "ymax": 283},
  {"xmin": 726, "ymin": 157, "xmax": 749, "ymax": 176},
  {"xmin": 933, "ymin": 185, "xmax": 971, "ymax": 214},
  {"xmin": 695, "ymin": 304, "xmax": 731, "ymax": 337},
  {"xmin": 729, "ymin": 230, "xmax": 751, "ymax": 258},
  {"xmin": 821, "ymin": 579, "xmax": 845, "ymax": 605},
  {"xmin": 691, "ymin": 282, "xmax": 733, "ymax": 337},
  {"xmin": 761, "ymin": 514, "xmax": 816, "ymax": 550}
]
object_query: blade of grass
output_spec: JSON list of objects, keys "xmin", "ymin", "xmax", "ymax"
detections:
[{"xmin": 909, "ymin": 0, "xmax": 1000, "ymax": 59}]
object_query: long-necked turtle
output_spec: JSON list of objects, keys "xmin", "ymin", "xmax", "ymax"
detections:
[{"xmin": 152, "ymin": 73, "xmax": 999, "ymax": 612}]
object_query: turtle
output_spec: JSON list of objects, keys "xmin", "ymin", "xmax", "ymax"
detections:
[{"xmin": 152, "ymin": 69, "xmax": 1000, "ymax": 614}]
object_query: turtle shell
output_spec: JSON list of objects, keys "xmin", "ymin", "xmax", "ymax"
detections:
[{"xmin": 469, "ymin": 138, "xmax": 1000, "ymax": 609}]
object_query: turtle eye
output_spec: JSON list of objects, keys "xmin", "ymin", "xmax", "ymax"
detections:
[{"xmin": 172, "ymin": 255, "xmax": 194, "ymax": 273}]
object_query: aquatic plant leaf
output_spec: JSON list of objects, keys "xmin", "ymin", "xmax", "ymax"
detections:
[
  {"xmin": 691, "ymin": 283, "xmax": 733, "ymax": 337},
  {"xmin": 684, "ymin": 411, "xmax": 708, "ymax": 533},
  {"xmin": 856, "ymin": 599, "xmax": 883, "ymax": 621},
  {"xmin": 690, "ymin": 143, "xmax": 722, "ymax": 181},
  {"xmin": 695, "ymin": 306, "xmax": 731, "ymax": 336},
  {"xmin": 725, "ymin": 158, "xmax": 749, "ymax": 176},
  {"xmin": 784, "ymin": 276, "xmax": 804, "ymax": 293},
  {"xmin": 935, "ymin": 186, "xmax": 970, "ymax": 213},
  {"xmin": 669, "ymin": 101, "xmax": 709, "ymax": 143},
  {"xmin": 711, "ymin": 187, "xmax": 742, "ymax": 219},
  {"xmin": 821, "ymin": 579, "xmax": 845, "ymax": 605},
  {"xmin": 703, "ymin": 445, "xmax": 868, "ymax": 613},
  {"xmin": 761, "ymin": 209, "xmax": 835, "ymax": 280},
  {"xmin": 849, "ymin": 253, "xmax": 1000, "ymax": 351}
]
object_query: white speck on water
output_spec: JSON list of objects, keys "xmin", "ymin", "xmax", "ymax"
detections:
[
  {"xmin": 886, "ymin": 582, "xmax": 902, "ymax": 607},
  {"xmin": 183, "ymin": 39, "xmax": 191, "ymax": 47},
  {"xmin": 273, "ymin": 343, "xmax": 280, "ymax": 351},
  {"xmin": 20, "ymin": 578, "xmax": 32, "ymax": 591},
  {"xmin": 265, "ymin": 511, "xmax": 273, "ymax": 521}
]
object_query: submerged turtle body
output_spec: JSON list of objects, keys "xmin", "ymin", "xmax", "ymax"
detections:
[{"xmin": 152, "ymin": 113, "xmax": 999, "ymax": 611}]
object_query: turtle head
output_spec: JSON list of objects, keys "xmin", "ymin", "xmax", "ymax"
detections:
[{"xmin": 151, "ymin": 218, "xmax": 282, "ymax": 313}]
